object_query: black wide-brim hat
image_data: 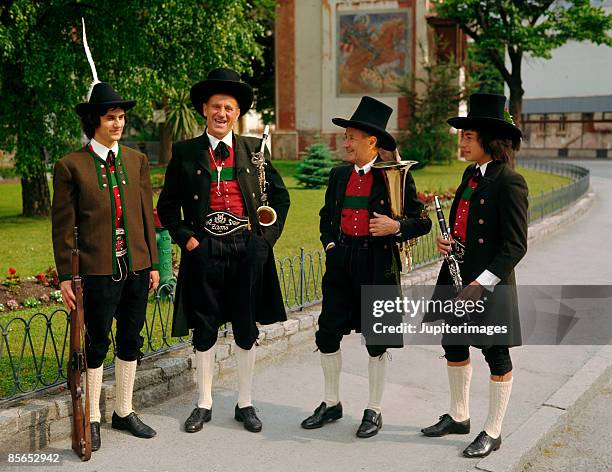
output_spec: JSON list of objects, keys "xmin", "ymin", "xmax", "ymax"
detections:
[
  {"xmin": 332, "ymin": 96, "xmax": 396, "ymax": 151},
  {"xmin": 448, "ymin": 93, "xmax": 522, "ymax": 140},
  {"xmin": 190, "ymin": 67, "xmax": 253, "ymax": 117},
  {"xmin": 75, "ymin": 82, "xmax": 136, "ymax": 117}
]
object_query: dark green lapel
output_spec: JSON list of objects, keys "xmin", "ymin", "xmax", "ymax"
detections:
[
  {"xmin": 449, "ymin": 163, "xmax": 477, "ymax": 226},
  {"xmin": 456, "ymin": 164, "xmax": 477, "ymax": 199}
]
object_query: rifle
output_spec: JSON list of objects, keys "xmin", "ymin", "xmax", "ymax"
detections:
[{"xmin": 68, "ymin": 226, "xmax": 91, "ymax": 461}]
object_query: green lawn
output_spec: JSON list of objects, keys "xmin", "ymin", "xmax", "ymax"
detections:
[
  {"xmin": 0, "ymin": 160, "xmax": 569, "ymax": 277},
  {"xmin": 0, "ymin": 183, "xmax": 53, "ymax": 277}
]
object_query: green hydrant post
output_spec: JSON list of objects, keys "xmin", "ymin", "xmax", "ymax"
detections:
[{"xmin": 154, "ymin": 208, "xmax": 176, "ymax": 298}]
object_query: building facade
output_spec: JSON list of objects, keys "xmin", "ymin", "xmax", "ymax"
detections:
[
  {"xmin": 273, "ymin": 0, "xmax": 457, "ymax": 159},
  {"xmin": 521, "ymin": 96, "xmax": 612, "ymax": 158}
]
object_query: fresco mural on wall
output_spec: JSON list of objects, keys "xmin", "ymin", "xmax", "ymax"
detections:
[{"xmin": 337, "ymin": 9, "xmax": 411, "ymax": 96}]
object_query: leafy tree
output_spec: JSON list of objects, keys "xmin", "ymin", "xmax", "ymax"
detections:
[
  {"xmin": 398, "ymin": 51, "xmax": 471, "ymax": 167},
  {"xmin": 295, "ymin": 142, "xmax": 337, "ymax": 189},
  {"xmin": 133, "ymin": 0, "xmax": 270, "ymax": 164},
  {"xmin": 433, "ymin": 0, "xmax": 612, "ymax": 126},
  {"xmin": 0, "ymin": 0, "xmax": 271, "ymax": 216},
  {"xmin": 466, "ymin": 43, "xmax": 504, "ymax": 94},
  {"xmin": 0, "ymin": 1, "xmax": 86, "ymax": 216}
]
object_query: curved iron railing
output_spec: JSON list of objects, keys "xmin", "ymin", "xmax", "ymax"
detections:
[
  {"xmin": 517, "ymin": 159, "xmax": 590, "ymax": 223},
  {"xmin": 0, "ymin": 160, "xmax": 590, "ymax": 403}
]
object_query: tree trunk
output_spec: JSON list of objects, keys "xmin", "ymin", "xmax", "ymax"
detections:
[
  {"xmin": 157, "ymin": 97, "xmax": 172, "ymax": 165},
  {"xmin": 507, "ymin": 78, "xmax": 524, "ymax": 169},
  {"xmin": 21, "ymin": 168, "xmax": 51, "ymax": 217},
  {"xmin": 507, "ymin": 49, "xmax": 524, "ymax": 130},
  {"xmin": 158, "ymin": 120, "xmax": 172, "ymax": 165},
  {"xmin": 508, "ymin": 80, "xmax": 524, "ymax": 130}
]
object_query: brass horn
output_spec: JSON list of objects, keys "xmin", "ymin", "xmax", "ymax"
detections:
[
  {"xmin": 372, "ymin": 156, "xmax": 418, "ymax": 272},
  {"xmin": 251, "ymin": 125, "xmax": 277, "ymax": 227}
]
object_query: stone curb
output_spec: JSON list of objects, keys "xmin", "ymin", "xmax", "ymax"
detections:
[
  {"xmin": 0, "ymin": 307, "xmax": 320, "ymax": 454},
  {"xmin": 475, "ymin": 346, "xmax": 612, "ymax": 472},
  {"xmin": 0, "ymin": 189, "xmax": 595, "ymax": 454},
  {"xmin": 526, "ymin": 190, "xmax": 595, "ymax": 246}
]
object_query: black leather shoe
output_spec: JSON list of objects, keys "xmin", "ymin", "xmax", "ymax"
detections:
[
  {"xmin": 463, "ymin": 431, "xmax": 501, "ymax": 458},
  {"xmin": 90, "ymin": 422, "xmax": 101, "ymax": 451},
  {"xmin": 111, "ymin": 412, "xmax": 156, "ymax": 438},
  {"xmin": 356, "ymin": 409, "xmax": 382, "ymax": 438},
  {"xmin": 234, "ymin": 405, "xmax": 262, "ymax": 433},
  {"xmin": 184, "ymin": 407, "xmax": 212, "ymax": 433},
  {"xmin": 301, "ymin": 402, "xmax": 343, "ymax": 429},
  {"xmin": 421, "ymin": 413, "xmax": 470, "ymax": 437}
]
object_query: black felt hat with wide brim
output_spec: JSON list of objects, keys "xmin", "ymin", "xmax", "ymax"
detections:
[
  {"xmin": 448, "ymin": 93, "xmax": 522, "ymax": 140},
  {"xmin": 332, "ymin": 96, "xmax": 396, "ymax": 151},
  {"xmin": 190, "ymin": 68, "xmax": 253, "ymax": 117},
  {"xmin": 75, "ymin": 82, "xmax": 136, "ymax": 117}
]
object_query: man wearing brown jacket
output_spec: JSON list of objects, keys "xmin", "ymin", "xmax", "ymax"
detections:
[{"xmin": 52, "ymin": 81, "xmax": 159, "ymax": 451}]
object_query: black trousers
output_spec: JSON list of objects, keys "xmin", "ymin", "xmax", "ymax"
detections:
[
  {"xmin": 316, "ymin": 237, "xmax": 388, "ymax": 358},
  {"xmin": 184, "ymin": 230, "xmax": 269, "ymax": 352},
  {"xmin": 442, "ymin": 344, "xmax": 513, "ymax": 376},
  {"xmin": 83, "ymin": 260, "xmax": 150, "ymax": 368}
]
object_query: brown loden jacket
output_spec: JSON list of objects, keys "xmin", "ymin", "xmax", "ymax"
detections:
[{"xmin": 52, "ymin": 145, "xmax": 159, "ymax": 280}]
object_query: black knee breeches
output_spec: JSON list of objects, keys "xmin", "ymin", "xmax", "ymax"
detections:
[
  {"xmin": 442, "ymin": 345, "xmax": 513, "ymax": 376},
  {"xmin": 83, "ymin": 264, "xmax": 150, "ymax": 368}
]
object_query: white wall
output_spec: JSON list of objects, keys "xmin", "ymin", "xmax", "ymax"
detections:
[
  {"xmin": 320, "ymin": 1, "xmax": 400, "ymax": 132},
  {"xmin": 521, "ymin": 3, "xmax": 612, "ymax": 99},
  {"xmin": 295, "ymin": 0, "xmax": 324, "ymax": 130},
  {"xmin": 294, "ymin": 0, "xmax": 429, "ymax": 133}
]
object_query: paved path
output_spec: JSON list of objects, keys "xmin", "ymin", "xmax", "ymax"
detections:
[
  {"xmin": 5, "ymin": 161, "xmax": 611, "ymax": 472},
  {"xmin": 518, "ymin": 160, "xmax": 612, "ymax": 472},
  {"xmin": 520, "ymin": 375, "xmax": 612, "ymax": 472}
]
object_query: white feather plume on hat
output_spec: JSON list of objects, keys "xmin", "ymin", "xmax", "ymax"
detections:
[{"xmin": 81, "ymin": 18, "xmax": 100, "ymax": 101}]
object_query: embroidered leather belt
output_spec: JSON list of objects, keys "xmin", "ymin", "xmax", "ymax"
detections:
[
  {"xmin": 115, "ymin": 227, "xmax": 128, "ymax": 257},
  {"xmin": 203, "ymin": 211, "xmax": 251, "ymax": 236}
]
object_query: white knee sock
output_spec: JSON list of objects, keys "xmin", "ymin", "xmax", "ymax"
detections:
[
  {"xmin": 114, "ymin": 358, "xmax": 137, "ymax": 418},
  {"xmin": 235, "ymin": 345, "xmax": 256, "ymax": 408},
  {"xmin": 484, "ymin": 378, "xmax": 513, "ymax": 439},
  {"xmin": 366, "ymin": 354, "xmax": 387, "ymax": 413},
  {"xmin": 196, "ymin": 345, "xmax": 216, "ymax": 409},
  {"xmin": 86, "ymin": 366, "xmax": 103, "ymax": 423},
  {"xmin": 320, "ymin": 350, "xmax": 342, "ymax": 406},
  {"xmin": 448, "ymin": 363, "xmax": 472, "ymax": 422}
]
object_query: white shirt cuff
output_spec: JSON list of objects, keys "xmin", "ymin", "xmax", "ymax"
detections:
[
  {"xmin": 325, "ymin": 242, "xmax": 336, "ymax": 251},
  {"xmin": 476, "ymin": 270, "xmax": 501, "ymax": 292}
]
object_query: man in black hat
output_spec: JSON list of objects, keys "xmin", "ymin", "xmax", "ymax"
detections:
[
  {"xmin": 157, "ymin": 68, "xmax": 290, "ymax": 434},
  {"xmin": 52, "ymin": 81, "xmax": 160, "ymax": 451},
  {"xmin": 421, "ymin": 93, "xmax": 528, "ymax": 458},
  {"xmin": 301, "ymin": 96, "xmax": 431, "ymax": 438}
]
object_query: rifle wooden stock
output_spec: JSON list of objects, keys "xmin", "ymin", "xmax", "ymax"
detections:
[{"xmin": 68, "ymin": 227, "xmax": 91, "ymax": 461}]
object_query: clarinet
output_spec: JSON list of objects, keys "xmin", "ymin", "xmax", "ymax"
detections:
[{"xmin": 434, "ymin": 196, "xmax": 463, "ymax": 294}]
